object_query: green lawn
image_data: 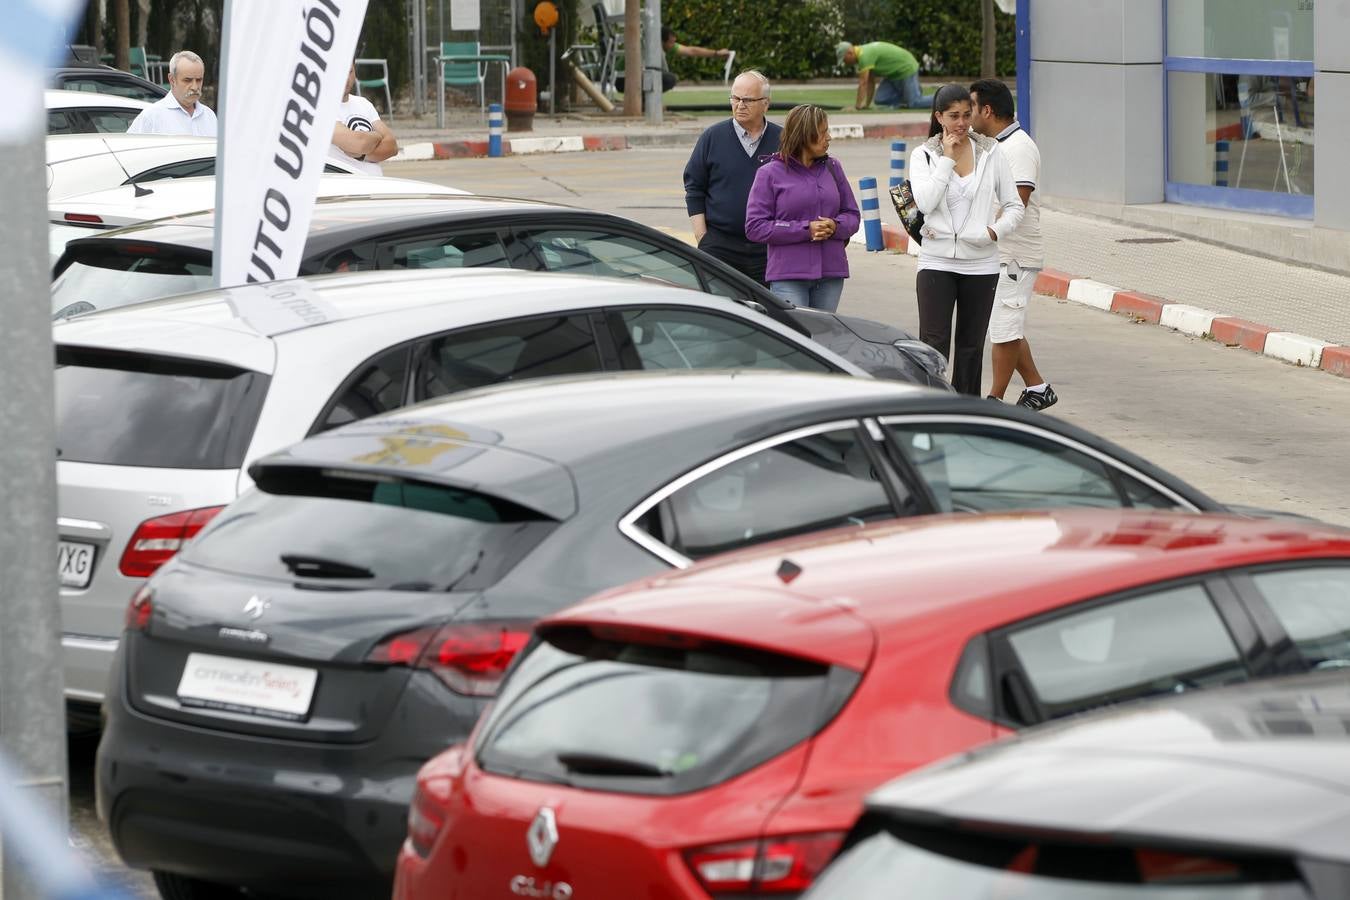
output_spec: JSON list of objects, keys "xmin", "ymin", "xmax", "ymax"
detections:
[{"xmin": 615, "ymin": 83, "xmax": 936, "ymax": 114}]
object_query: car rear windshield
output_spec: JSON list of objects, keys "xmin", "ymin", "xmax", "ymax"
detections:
[
  {"xmin": 52, "ymin": 244, "xmax": 213, "ymax": 317},
  {"xmin": 56, "ymin": 347, "xmax": 268, "ymax": 469},
  {"xmin": 475, "ymin": 626, "xmax": 859, "ymax": 795},
  {"xmin": 807, "ymin": 820, "xmax": 1309, "ymax": 899},
  {"xmin": 180, "ymin": 468, "xmax": 558, "ymax": 592}
]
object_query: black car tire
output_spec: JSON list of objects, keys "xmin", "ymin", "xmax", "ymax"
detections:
[{"xmin": 152, "ymin": 872, "xmax": 247, "ymax": 900}]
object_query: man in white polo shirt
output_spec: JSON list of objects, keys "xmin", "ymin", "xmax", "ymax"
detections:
[
  {"xmin": 126, "ymin": 50, "xmax": 217, "ymax": 137},
  {"xmin": 971, "ymin": 78, "xmax": 1056, "ymax": 410}
]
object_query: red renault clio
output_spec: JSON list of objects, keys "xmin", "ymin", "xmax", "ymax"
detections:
[{"xmin": 394, "ymin": 508, "xmax": 1350, "ymax": 899}]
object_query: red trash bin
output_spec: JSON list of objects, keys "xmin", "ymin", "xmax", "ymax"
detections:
[{"xmin": 504, "ymin": 67, "xmax": 537, "ymax": 132}]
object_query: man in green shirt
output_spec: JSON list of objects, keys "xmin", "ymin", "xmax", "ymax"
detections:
[{"xmin": 837, "ymin": 41, "xmax": 924, "ymax": 109}]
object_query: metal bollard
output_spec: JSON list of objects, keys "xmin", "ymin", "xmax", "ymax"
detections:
[
  {"xmin": 889, "ymin": 141, "xmax": 906, "ymax": 188},
  {"xmin": 488, "ymin": 103, "xmax": 504, "ymax": 157},
  {"xmin": 1215, "ymin": 140, "xmax": 1229, "ymax": 187},
  {"xmin": 859, "ymin": 176, "xmax": 884, "ymax": 252}
]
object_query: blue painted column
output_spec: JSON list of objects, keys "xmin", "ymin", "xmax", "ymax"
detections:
[
  {"xmin": 488, "ymin": 103, "xmax": 504, "ymax": 157},
  {"xmin": 889, "ymin": 141, "xmax": 907, "ymax": 188},
  {"xmin": 859, "ymin": 176, "xmax": 884, "ymax": 251},
  {"xmin": 1016, "ymin": 0, "xmax": 1032, "ymax": 136}
]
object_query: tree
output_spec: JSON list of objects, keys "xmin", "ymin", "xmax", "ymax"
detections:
[
  {"xmin": 980, "ymin": 0, "xmax": 995, "ymax": 77},
  {"xmin": 624, "ymin": 0, "xmax": 640, "ymax": 116},
  {"xmin": 114, "ymin": 0, "xmax": 130, "ymax": 70}
]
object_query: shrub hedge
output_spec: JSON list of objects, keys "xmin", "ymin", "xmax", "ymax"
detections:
[
  {"xmin": 664, "ymin": 0, "xmax": 1015, "ymax": 81},
  {"xmin": 349, "ymin": 0, "xmax": 1015, "ymax": 107}
]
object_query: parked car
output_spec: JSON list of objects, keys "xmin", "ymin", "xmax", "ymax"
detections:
[
  {"xmin": 395, "ymin": 509, "xmax": 1350, "ymax": 900},
  {"xmin": 49, "ymin": 193, "xmax": 949, "ymax": 388},
  {"xmin": 806, "ymin": 669, "xmax": 1350, "ymax": 899},
  {"xmin": 97, "ymin": 365, "xmax": 1247, "ymax": 899},
  {"xmin": 46, "ymin": 89, "xmax": 150, "ymax": 135},
  {"xmin": 45, "ymin": 133, "xmax": 363, "ymax": 201},
  {"xmin": 48, "ymin": 173, "xmax": 468, "ymax": 265},
  {"xmin": 57, "ymin": 269, "xmax": 872, "ymax": 725},
  {"xmin": 49, "ymin": 63, "xmax": 167, "ymax": 103}
]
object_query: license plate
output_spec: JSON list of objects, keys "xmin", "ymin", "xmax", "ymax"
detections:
[
  {"xmin": 177, "ymin": 653, "xmax": 318, "ymax": 721},
  {"xmin": 58, "ymin": 540, "xmax": 96, "ymax": 589}
]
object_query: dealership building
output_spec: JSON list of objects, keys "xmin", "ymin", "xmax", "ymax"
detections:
[{"xmin": 1018, "ymin": 0, "xmax": 1346, "ymax": 270}]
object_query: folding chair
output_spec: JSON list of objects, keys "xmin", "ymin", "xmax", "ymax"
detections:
[
  {"xmin": 441, "ymin": 40, "xmax": 487, "ymax": 111},
  {"xmin": 128, "ymin": 47, "xmax": 149, "ymax": 80},
  {"xmin": 132, "ymin": 48, "xmax": 169, "ymax": 87},
  {"xmin": 590, "ymin": 2, "xmax": 619, "ymax": 96},
  {"xmin": 354, "ymin": 58, "xmax": 393, "ymax": 115}
]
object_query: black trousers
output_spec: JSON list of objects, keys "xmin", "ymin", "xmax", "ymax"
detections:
[
  {"xmin": 698, "ymin": 227, "xmax": 769, "ymax": 287},
  {"xmin": 916, "ymin": 269, "xmax": 998, "ymax": 396}
]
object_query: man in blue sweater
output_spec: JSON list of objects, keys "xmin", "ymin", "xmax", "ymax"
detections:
[{"xmin": 683, "ymin": 70, "xmax": 782, "ymax": 285}]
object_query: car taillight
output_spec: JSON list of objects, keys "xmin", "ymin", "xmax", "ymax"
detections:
[
  {"xmin": 367, "ymin": 620, "xmax": 531, "ymax": 697},
  {"xmin": 684, "ymin": 832, "xmax": 846, "ymax": 894},
  {"xmin": 125, "ymin": 583, "xmax": 154, "ymax": 632},
  {"xmin": 118, "ymin": 506, "xmax": 225, "ymax": 578},
  {"xmin": 406, "ymin": 777, "xmax": 452, "ymax": 858},
  {"xmin": 63, "ymin": 212, "xmax": 104, "ymax": 225}
]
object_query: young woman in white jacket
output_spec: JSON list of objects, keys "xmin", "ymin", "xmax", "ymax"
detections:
[{"xmin": 910, "ymin": 83, "xmax": 1024, "ymax": 395}]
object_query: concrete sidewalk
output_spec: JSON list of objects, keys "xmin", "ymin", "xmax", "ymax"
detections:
[
  {"xmin": 869, "ymin": 212, "xmax": 1350, "ymax": 380},
  {"xmin": 385, "ymin": 105, "xmax": 932, "ymax": 159},
  {"xmin": 380, "ymin": 87, "xmax": 934, "ymax": 158}
]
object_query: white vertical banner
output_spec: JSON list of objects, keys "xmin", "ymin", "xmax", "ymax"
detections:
[{"xmin": 213, "ymin": 0, "xmax": 370, "ymax": 288}]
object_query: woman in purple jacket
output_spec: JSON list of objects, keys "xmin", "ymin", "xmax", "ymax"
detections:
[{"xmin": 745, "ymin": 105, "xmax": 860, "ymax": 311}]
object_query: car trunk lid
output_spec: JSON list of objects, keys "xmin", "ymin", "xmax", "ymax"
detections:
[
  {"xmin": 432, "ymin": 603, "xmax": 872, "ymax": 894},
  {"xmin": 122, "ymin": 470, "xmax": 564, "ymax": 741},
  {"xmin": 123, "ymin": 568, "xmax": 485, "ymax": 742}
]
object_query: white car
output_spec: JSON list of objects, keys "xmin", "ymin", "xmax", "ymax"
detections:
[
  {"xmin": 49, "ymin": 173, "xmax": 469, "ymax": 265},
  {"xmin": 53, "ymin": 267, "xmax": 869, "ymax": 727},
  {"xmin": 46, "ymin": 88, "xmax": 150, "ymax": 135},
  {"xmin": 46, "ymin": 133, "xmax": 364, "ymax": 201}
]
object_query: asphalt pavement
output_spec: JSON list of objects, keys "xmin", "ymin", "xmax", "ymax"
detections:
[
  {"xmin": 386, "ymin": 101, "xmax": 1350, "ymax": 360},
  {"xmin": 65, "ymin": 130, "xmax": 1350, "ymax": 893}
]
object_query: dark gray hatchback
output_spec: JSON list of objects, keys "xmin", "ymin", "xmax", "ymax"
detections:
[
  {"xmin": 96, "ymin": 371, "xmax": 1228, "ymax": 900},
  {"xmin": 807, "ymin": 671, "xmax": 1350, "ymax": 900}
]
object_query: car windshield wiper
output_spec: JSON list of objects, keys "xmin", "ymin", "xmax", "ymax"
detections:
[
  {"xmin": 280, "ymin": 553, "xmax": 375, "ymax": 579},
  {"xmin": 554, "ymin": 751, "xmax": 671, "ymax": 778}
]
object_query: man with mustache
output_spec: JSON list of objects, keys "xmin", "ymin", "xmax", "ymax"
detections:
[{"xmin": 127, "ymin": 50, "xmax": 218, "ymax": 137}]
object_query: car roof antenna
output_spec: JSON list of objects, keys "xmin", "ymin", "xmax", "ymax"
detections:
[{"xmin": 102, "ymin": 137, "xmax": 154, "ymax": 197}]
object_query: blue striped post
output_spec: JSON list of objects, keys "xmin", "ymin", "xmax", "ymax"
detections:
[
  {"xmin": 889, "ymin": 141, "xmax": 906, "ymax": 188},
  {"xmin": 488, "ymin": 103, "xmax": 504, "ymax": 157},
  {"xmin": 859, "ymin": 176, "xmax": 884, "ymax": 252},
  {"xmin": 1214, "ymin": 140, "xmax": 1229, "ymax": 187}
]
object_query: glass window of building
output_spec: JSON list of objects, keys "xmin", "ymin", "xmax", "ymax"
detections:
[{"xmin": 1164, "ymin": 0, "xmax": 1314, "ymax": 217}]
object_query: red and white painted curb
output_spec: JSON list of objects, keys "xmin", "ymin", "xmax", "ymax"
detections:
[
  {"xmin": 860, "ymin": 223, "xmax": 1348, "ymax": 379},
  {"xmin": 391, "ymin": 122, "xmax": 927, "ymax": 162}
]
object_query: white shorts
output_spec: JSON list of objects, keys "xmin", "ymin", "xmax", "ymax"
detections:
[{"xmin": 988, "ymin": 263, "xmax": 1040, "ymax": 343}]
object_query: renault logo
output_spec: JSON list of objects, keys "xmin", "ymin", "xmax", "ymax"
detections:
[
  {"xmin": 526, "ymin": 807, "xmax": 558, "ymax": 868},
  {"xmin": 242, "ymin": 595, "xmax": 270, "ymax": 621}
]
